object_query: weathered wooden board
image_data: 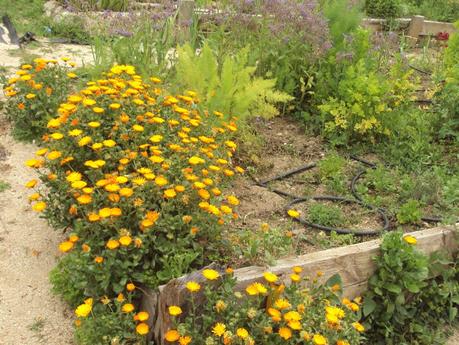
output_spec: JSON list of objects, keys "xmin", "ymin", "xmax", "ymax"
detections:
[{"xmin": 145, "ymin": 226, "xmax": 457, "ymax": 344}]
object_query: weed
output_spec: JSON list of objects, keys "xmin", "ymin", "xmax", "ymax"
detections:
[
  {"xmin": 308, "ymin": 203, "xmax": 345, "ymax": 228},
  {"xmin": 397, "ymin": 199, "xmax": 423, "ymax": 225},
  {"xmin": 0, "ymin": 181, "xmax": 11, "ymax": 192}
]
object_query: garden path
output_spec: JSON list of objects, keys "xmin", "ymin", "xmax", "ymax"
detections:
[{"xmin": 0, "ymin": 42, "xmax": 92, "ymax": 345}]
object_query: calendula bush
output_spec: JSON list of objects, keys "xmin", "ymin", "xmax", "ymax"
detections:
[
  {"xmin": 163, "ymin": 268, "xmax": 365, "ymax": 345},
  {"xmin": 25, "ymin": 64, "xmax": 244, "ymax": 341},
  {"xmin": 1, "ymin": 58, "xmax": 77, "ymax": 141}
]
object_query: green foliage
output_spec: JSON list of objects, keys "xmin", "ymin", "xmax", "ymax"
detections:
[
  {"xmin": 175, "ymin": 43, "xmax": 293, "ymax": 123},
  {"xmin": 396, "ymin": 199, "xmax": 423, "ymax": 224},
  {"xmin": 308, "ymin": 203, "xmax": 345, "ymax": 227},
  {"xmin": 0, "ymin": 180, "xmax": 11, "ymax": 193},
  {"xmin": 402, "ymin": 0, "xmax": 459, "ymax": 22},
  {"xmin": 316, "ymin": 153, "xmax": 347, "ymax": 194},
  {"xmin": 318, "ymin": 58, "xmax": 416, "ymax": 145},
  {"xmin": 173, "ymin": 272, "xmax": 364, "ymax": 345},
  {"xmin": 1, "ymin": 59, "xmax": 75, "ymax": 141},
  {"xmin": 45, "ymin": 18, "xmax": 91, "ymax": 44},
  {"xmin": 74, "ymin": 297, "xmax": 144, "ymax": 345},
  {"xmin": 89, "ymin": 18, "xmax": 177, "ymax": 79},
  {"xmin": 364, "ymin": 231, "xmax": 459, "ymax": 345},
  {"xmin": 49, "ymin": 252, "xmax": 88, "ymax": 307},
  {"xmin": 365, "ymin": 0, "xmax": 401, "ymax": 18},
  {"xmin": 227, "ymin": 224, "xmax": 293, "ymax": 266},
  {"xmin": 57, "ymin": 0, "xmax": 129, "ymax": 11}
]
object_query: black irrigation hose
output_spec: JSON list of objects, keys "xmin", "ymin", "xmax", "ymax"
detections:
[
  {"xmin": 350, "ymin": 167, "xmax": 445, "ymax": 224},
  {"xmin": 285, "ymin": 196, "xmax": 390, "ymax": 236},
  {"xmin": 408, "ymin": 64, "xmax": 432, "ymax": 76},
  {"xmin": 254, "ymin": 155, "xmax": 452, "ymax": 236}
]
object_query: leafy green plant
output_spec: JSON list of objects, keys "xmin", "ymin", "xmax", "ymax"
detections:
[
  {"xmin": 175, "ymin": 43, "xmax": 293, "ymax": 124},
  {"xmin": 365, "ymin": 0, "xmax": 401, "ymax": 19},
  {"xmin": 0, "ymin": 180, "xmax": 10, "ymax": 193},
  {"xmin": 396, "ymin": 199, "xmax": 423, "ymax": 224},
  {"xmin": 316, "ymin": 153, "xmax": 347, "ymax": 194},
  {"xmin": 363, "ymin": 231, "xmax": 459, "ymax": 345},
  {"xmin": 227, "ymin": 223, "xmax": 293, "ymax": 266},
  {"xmin": 167, "ymin": 269, "xmax": 364, "ymax": 345},
  {"xmin": 1, "ymin": 58, "xmax": 76, "ymax": 141},
  {"xmin": 318, "ymin": 58, "xmax": 416, "ymax": 145},
  {"xmin": 308, "ymin": 203, "xmax": 345, "ymax": 228},
  {"xmin": 45, "ymin": 17, "xmax": 91, "ymax": 44}
]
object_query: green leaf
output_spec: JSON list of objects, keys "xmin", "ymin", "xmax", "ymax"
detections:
[{"xmin": 363, "ymin": 297, "xmax": 377, "ymax": 316}]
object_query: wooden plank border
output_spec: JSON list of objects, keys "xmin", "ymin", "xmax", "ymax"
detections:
[{"xmin": 144, "ymin": 226, "xmax": 457, "ymax": 344}]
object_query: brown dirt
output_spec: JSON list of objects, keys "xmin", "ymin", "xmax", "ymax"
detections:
[{"xmin": 0, "ymin": 41, "xmax": 92, "ymax": 345}]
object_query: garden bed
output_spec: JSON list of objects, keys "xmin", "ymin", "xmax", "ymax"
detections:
[{"xmin": 149, "ymin": 226, "xmax": 457, "ymax": 344}]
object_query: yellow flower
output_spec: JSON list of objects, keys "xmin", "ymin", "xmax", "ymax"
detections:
[
  {"xmin": 154, "ymin": 176, "xmax": 168, "ymax": 186},
  {"xmin": 274, "ymin": 298, "xmax": 291, "ymax": 310},
  {"xmin": 119, "ymin": 235, "xmax": 132, "ymax": 246},
  {"xmin": 26, "ymin": 93, "xmax": 36, "ymax": 99},
  {"xmin": 25, "ymin": 179, "xmax": 38, "ymax": 188},
  {"xmin": 32, "ymin": 201, "xmax": 46, "ymax": 212},
  {"xmin": 263, "ymin": 272, "xmax": 278, "ymax": 283},
  {"xmin": 227, "ymin": 195, "xmax": 240, "ymax": 206},
  {"xmin": 67, "ymin": 172, "xmax": 82, "ymax": 182},
  {"xmin": 88, "ymin": 121, "xmax": 101, "ymax": 128},
  {"xmin": 103, "ymin": 139, "xmax": 116, "ymax": 148},
  {"xmin": 67, "ymin": 72, "xmax": 77, "ymax": 79},
  {"xmin": 179, "ymin": 336, "xmax": 192, "ymax": 345},
  {"xmin": 136, "ymin": 311, "xmax": 149, "ymax": 321},
  {"xmin": 78, "ymin": 136, "xmax": 92, "ymax": 147},
  {"xmin": 164, "ymin": 189, "xmax": 177, "ymax": 199},
  {"xmin": 236, "ymin": 328, "xmax": 249, "ymax": 339},
  {"xmin": 288, "ymin": 209, "xmax": 300, "ymax": 218},
  {"xmin": 69, "ymin": 129, "xmax": 83, "ymax": 137},
  {"xmin": 127, "ymin": 283, "xmax": 136, "ymax": 291},
  {"xmin": 288, "ymin": 320, "xmax": 302, "ymax": 330},
  {"xmin": 75, "ymin": 303, "xmax": 92, "ymax": 318},
  {"xmin": 48, "ymin": 151, "xmax": 62, "ymax": 160},
  {"xmin": 352, "ymin": 322, "xmax": 365, "ymax": 332},
  {"xmin": 185, "ymin": 281, "xmax": 201, "ymax": 292},
  {"xmin": 136, "ymin": 322, "xmax": 149, "ymax": 335},
  {"xmin": 284, "ymin": 311, "xmax": 302, "ymax": 322},
  {"xmin": 202, "ymin": 269, "xmax": 220, "ymax": 280},
  {"xmin": 149, "ymin": 134, "xmax": 163, "ymax": 143},
  {"xmin": 110, "ymin": 103, "xmax": 121, "ymax": 110},
  {"xmin": 122, "ymin": 303, "xmax": 135, "ymax": 313},
  {"xmin": 403, "ymin": 235, "xmax": 417, "ymax": 245},
  {"xmin": 92, "ymin": 107, "xmax": 104, "ymax": 113},
  {"xmin": 313, "ymin": 334, "xmax": 327, "ymax": 345},
  {"xmin": 188, "ymin": 156, "xmax": 205, "ymax": 166},
  {"xmin": 83, "ymin": 99, "xmax": 96, "ymax": 106},
  {"xmin": 278, "ymin": 327, "xmax": 292, "ymax": 340},
  {"xmin": 77, "ymin": 194, "xmax": 92, "ymax": 205},
  {"xmin": 106, "ymin": 239, "xmax": 120, "ymax": 250},
  {"xmin": 71, "ymin": 180, "xmax": 87, "ymax": 189},
  {"xmin": 290, "ymin": 273, "xmax": 301, "ymax": 283},
  {"xmin": 133, "ymin": 124, "xmax": 144, "ymax": 132},
  {"xmin": 59, "ymin": 241, "xmax": 74, "ymax": 252},
  {"xmin": 168, "ymin": 305, "xmax": 182, "ymax": 316},
  {"xmin": 165, "ymin": 330, "xmax": 180, "ymax": 342},
  {"xmin": 212, "ymin": 323, "xmax": 226, "ymax": 337}
]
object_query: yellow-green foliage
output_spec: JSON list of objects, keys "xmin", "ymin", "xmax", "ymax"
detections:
[
  {"xmin": 175, "ymin": 43, "xmax": 293, "ymax": 122},
  {"xmin": 318, "ymin": 59, "xmax": 417, "ymax": 143}
]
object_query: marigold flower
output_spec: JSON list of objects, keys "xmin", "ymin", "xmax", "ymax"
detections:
[
  {"xmin": 136, "ymin": 322, "xmax": 149, "ymax": 335},
  {"xmin": 212, "ymin": 323, "xmax": 226, "ymax": 337},
  {"xmin": 126, "ymin": 283, "xmax": 136, "ymax": 291},
  {"xmin": 313, "ymin": 334, "xmax": 327, "ymax": 345},
  {"xmin": 178, "ymin": 336, "xmax": 192, "ymax": 345},
  {"xmin": 403, "ymin": 235, "xmax": 417, "ymax": 245},
  {"xmin": 168, "ymin": 305, "xmax": 182, "ymax": 316},
  {"xmin": 25, "ymin": 179, "xmax": 38, "ymax": 188},
  {"xmin": 352, "ymin": 322, "xmax": 365, "ymax": 332},
  {"xmin": 185, "ymin": 281, "xmax": 201, "ymax": 292},
  {"xmin": 236, "ymin": 328, "xmax": 249, "ymax": 339},
  {"xmin": 94, "ymin": 256, "xmax": 104, "ymax": 263},
  {"xmin": 119, "ymin": 235, "xmax": 132, "ymax": 246},
  {"xmin": 136, "ymin": 311, "xmax": 149, "ymax": 321},
  {"xmin": 32, "ymin": 201, "xmax": 46, "ymax": 212},
  {"xmin": 279, "ymin": 327, "xmax": 292, "ymax": 340},
  {"xmin": 122, "ymin": 303, "xmax": 135, "ymax": 313},
  {"xmin": 59, "ymin": 241, "xmax": 74, "ymax": 252},
  {"xmin": 164, "ymin": 189, "xmax": 177, "ymax": 199},
  {"xmin": 288, "ymin": 209, "xmax": 300, "ymax": 218},
  {"xmin": 165, "ymin": 329, "xmax": 180, "ymax": 342},
  {"xmin": 106, "ymin": 239, "xmax": 120, "ymax": 250},
  {"xmin": 263, "ymin": 272, "xmax": 278, "ymax": 283},
  {"xmin": 75, "ymin": 303, "xmax": 91, "ymax": 318},
  {"xmin": 202, "ymin": 269, "xmax": 220, "ymax": 280}
]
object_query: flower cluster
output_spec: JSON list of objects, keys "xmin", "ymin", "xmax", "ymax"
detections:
[
  {"xmin": 2, "ymin": 57, "xmax": 76, "ymax": 140},
  {"xmin": 25, "ymin": 64, "xmax": 243, "ymax": 340},
  {"xmin": 165, "ymin": 269, "xmax": 364, "ymax": 345}
]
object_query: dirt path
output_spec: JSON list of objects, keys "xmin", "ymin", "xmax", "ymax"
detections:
[
  {"xmin": 0, "ymin": 41, "xmax": 93, "ymax": 345},
  {"xmin": 0, "ymin": 129, "xmax": 74, "ymax": 344}
]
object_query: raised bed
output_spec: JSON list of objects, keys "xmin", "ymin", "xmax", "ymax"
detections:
[{"xmin": 142, "ymin": 226, "xmax": 457, "ymax": 344}]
